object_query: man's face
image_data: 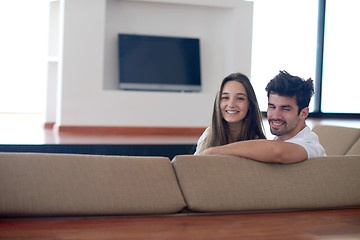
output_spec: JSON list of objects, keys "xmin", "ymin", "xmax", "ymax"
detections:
[{"xmin": 267, "ymin": 93, "xmax": 306, "ymax": 140}]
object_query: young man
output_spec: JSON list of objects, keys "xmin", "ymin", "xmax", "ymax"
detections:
[{"xmin": 199, "ymin": 71, "xmax": 326, "ymax": 163}]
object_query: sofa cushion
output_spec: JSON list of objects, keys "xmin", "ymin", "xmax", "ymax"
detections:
[
  {"xmin": 172, "ymin": 155, "xmax": 360, "ymax": 213},
  {"xmin": 346, "ymin": 137, "xmax": 360, "ymax": 155},
  {"xmin": 0, "ymin": 153, "xmax": 186, "ymax": 217},
  {"xmin": 312, "ymin": 125, "xmax": 360, "ymax": 155}
]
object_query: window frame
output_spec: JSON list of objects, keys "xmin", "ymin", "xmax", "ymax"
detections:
[{"xmin": 311, "ymin": 0, "xmax": 360, "ymax": 118}]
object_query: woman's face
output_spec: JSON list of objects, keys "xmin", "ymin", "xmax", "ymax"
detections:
[{"xmin": 220, "ymin": 80, "xmax": 249, "ymax": 124}]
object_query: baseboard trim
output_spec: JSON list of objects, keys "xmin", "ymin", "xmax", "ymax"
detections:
[
  {"xmin": 55, "ymin": 125, "xmax": 206, "ymax": 136},
  {"xmin": 44, "ymin": 122, "xmax": 55, "ymax": 129}
]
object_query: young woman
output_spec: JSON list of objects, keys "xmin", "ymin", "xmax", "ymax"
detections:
[{"xmin": 194, "ymin": 72, "xmax": 266, "ymax": 154}]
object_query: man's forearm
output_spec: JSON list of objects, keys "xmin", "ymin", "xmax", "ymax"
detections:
[{"xmin": 199, "ymin": 140, "xmax": 307, "ymax": 164}]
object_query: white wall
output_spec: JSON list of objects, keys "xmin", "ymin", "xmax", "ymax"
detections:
[{"xmin": 49, "ymin": 0, "xmax": 253, "ymax": 127}]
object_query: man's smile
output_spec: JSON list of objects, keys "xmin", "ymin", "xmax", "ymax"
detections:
[{"xmin": 269, "ymin": 119, "xmax": 286, "ymax": 127}]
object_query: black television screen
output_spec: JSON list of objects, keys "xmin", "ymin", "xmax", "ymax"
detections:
[{"xmin": 118, "ymin": 34, "xmax": 201, "ymax": 92}]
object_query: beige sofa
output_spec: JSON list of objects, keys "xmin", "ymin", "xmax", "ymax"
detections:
[{"xmin": 0, "ymin": 125, "xmax": 359, "ymax": 217}]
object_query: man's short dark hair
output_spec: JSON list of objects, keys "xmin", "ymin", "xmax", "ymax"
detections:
[{"xmin": 265, "ymin": 70, "xmax": 314, "ymax": 114}]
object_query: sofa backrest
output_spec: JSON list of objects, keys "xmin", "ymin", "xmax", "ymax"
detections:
[
  {"xmin": 172, "ymin": 155, "xmax": 360, "ymax": 213},
  {"xmin": 1, "ymin": 124, "xmax": 360, "ymax": 218},
  {"xmin": 0, "ymin": 153, "xmax": 186, "ymax": 217},
  {"xmin": 312, "ymin": 125, "xmax": 360, "ymax": 155}
]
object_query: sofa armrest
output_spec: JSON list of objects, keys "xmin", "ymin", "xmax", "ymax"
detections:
[
  {"xmin": 312, "ymin": 125, "xmax": 360, "ymax": 155},
  {"xmin": 346, "ymin": 138, "xmax": 360, "ymax": 155}
]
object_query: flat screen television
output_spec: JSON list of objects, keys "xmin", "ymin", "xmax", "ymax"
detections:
[{"xmin": 118, "ymin": 34, "xmax": 201, "ymax": 92}]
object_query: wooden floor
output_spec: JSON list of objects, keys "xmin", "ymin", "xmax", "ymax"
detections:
[
  {"xmin": 1, "ymin": 209, "xmax": 360, "ymax": 239},
  {"xmin": 0, "ymin": 113, "xmax": 359, "ymax": 144}
]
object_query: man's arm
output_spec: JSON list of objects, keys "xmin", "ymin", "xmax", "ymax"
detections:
[{"xmin": 199, "ymin": 139, "xmax": 308, "ymax": 164}]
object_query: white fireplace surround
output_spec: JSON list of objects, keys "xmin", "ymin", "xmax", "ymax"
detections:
[{"xmin": 46, "ymin": 0, "xmax": 253, "ymax": 128}]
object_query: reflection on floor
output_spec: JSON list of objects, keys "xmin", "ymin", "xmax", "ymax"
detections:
[{"xmin": 0, "ymin": 113, "xmax": 359, "ymax": 145}]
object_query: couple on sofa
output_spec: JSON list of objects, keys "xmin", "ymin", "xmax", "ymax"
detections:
[{"xmin": 195, "ymin": 70, "xmax": 326, "ymax": 163}]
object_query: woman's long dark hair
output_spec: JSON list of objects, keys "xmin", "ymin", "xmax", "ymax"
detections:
[{"xmin": 198, "ymin": 72, "xmax": 266, "ymax": 153}]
